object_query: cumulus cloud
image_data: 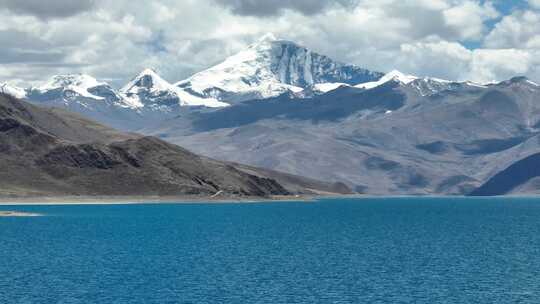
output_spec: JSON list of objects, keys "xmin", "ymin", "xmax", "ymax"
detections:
[
  {"xmin": 484, "ymin": 10, "xmax": 540, "ymax": 49},
  {"xmin": 213, "ymin": 0, "xmax": 355, "ymax": 17},
  {"xmin": 530, "ymin": 0, "xmax": 540, "ymax": 9},
  {"xmin": 469, "ymin": 49, "xmax": 533, "ymax": 82},
  {"xmin": 398, "ymin": 40, "xmax": 472, "ymax": 80},
  {"xmin": 0, "ymin": 0, "xmax": 96, "ymax": 19},
  {"xmin": 0, "ymin": 29, "xmax": 66, "ymax": 64},
  {"xmin": 395, "ymin": 40, "xmax": 539, "ymax": 83},
  {"xmin": 443, "ymin": 1, "xmax": 499, "ymax": 40},
  {"xmin": 0, "ymin": 0, "xmax": 537, "ymax": 87}
]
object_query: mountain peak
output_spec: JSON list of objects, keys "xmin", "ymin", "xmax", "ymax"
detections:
[
  {"xmin": 510, "ymin": 76, "xmax": 538, "ymax": 86},
  {"xmin": 23, "ymin": 73, "xmax": 145, "ymax": 111},
  {"xmin": 138, "ymin": 68, "xmax": 160, "ymax": 78},
  {"xmin": 32, "ymin": 74, "xmax": 111, "ymax": 101},
  {"xmin": 123, "ymin": 69, "xmax": 170, "ymax": 93},
  {"xmin": 355, "ymin": 70, "xmax": 417, "ymax": 89},
  {"xmin": 495, "ymin": 76, "xmax": 539, "ymax": 88},
  {"xmin": 257, "ymin": 32, "xmax": 278, "ymax": 44},
  {"xmin": 0, "ymin": 82, "xmax": 26, "ymax": 99},
  {"xmin": 385, "ymin": 70, "xmax": 418, "ymax": 84},
  {"xmin": 250, "ymin": 33, "xmax": 302, "ymax": 51},
  {"xmin": 40, "ymin": 74, "xmax": 104, "ymax": 91},
  {"xmin": 176, "ymin": 36, "xmax": 383, "ymax": 104},
  {"xmin": 122, "ymin": 69, "xmax": 229, "ymax": 108}
]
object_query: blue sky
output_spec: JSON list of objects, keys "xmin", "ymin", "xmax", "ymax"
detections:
[
  {"xmin": 494, "ymin": 0, "xmax": 527, "ymax": 14},
  {"xmin": 0, "ymin": 0, "xmax": 539, "ymax": 86}
]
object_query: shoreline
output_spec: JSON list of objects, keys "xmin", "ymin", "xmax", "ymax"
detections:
[
  {"xmin": 1, "ymin": 194, "xmax": 537, "ymax": 206},
  {"xmin": 0, "ymin": 194, "xmax": 330, "ymax": 206}
]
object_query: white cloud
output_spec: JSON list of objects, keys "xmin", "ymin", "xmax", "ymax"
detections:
[
  {"xmin": 151, "ymin": 2, "xmax": 176, "ymax": 23},
  {"xmin": 398, "ymin": 40, "xmax": 472, "ymax": 80},
  {"xmin": 484, "ymin": 10, "xmax": 540, "ymax": 49},
  {"xmin": 0, "ymin": 0, "xmax": 95, "ymax": 19},
  {"xmin": 392, "ymin": 40, "xmax": 538, "ymax": 83},
  {"xmin": 530, "ymin": 0, "xmax": 540, "ymax": 9},
  {"xmin": 0, "ymin": 0, "xmax": 537, "ymax": 87},
  {"xmin": 468, "ymin": 49, "xmax": 533, "ymax": 82},
  {"xmin": 443, "ymin": 1, "xmax": 499, "ymax": 40}
]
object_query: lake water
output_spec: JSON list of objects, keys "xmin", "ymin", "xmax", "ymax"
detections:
[{"xmin": 1, "ymin": 197, "xmax": 540, "ymax": 303}]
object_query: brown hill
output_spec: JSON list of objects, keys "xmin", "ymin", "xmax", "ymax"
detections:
[{"xmin": 0, "ymin": 94, "xmax": 349, "ymax": 198}]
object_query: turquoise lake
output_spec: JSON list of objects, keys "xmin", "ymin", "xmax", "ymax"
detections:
[{"xmin": 1, "ymin": 197, "xmax": 540, "ymax": 303}]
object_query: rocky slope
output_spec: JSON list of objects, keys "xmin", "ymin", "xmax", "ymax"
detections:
[
  {"xmin": 145, "ymin": 76, "xmax": 540, "ymax": 195},
  {"xmin": 0, "ymin": 93, "xmax": 349, "ymax": 198}
]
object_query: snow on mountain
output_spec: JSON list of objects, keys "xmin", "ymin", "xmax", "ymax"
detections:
[
  {"xmin": 122, "ymin": 69, "xmax": 172, "ymax": 94},
  {"xmin": 121, "ymin": 69, "xmax": 229, "ymax": 108},
  {"xmin": 294, "ymin": 82, "xmax": 352, "ymax": 98},
  {"xmin": 408, "ymin": 78, "xmax": 461, "ymax": 96},
  {"xmin": 0, "ymin": 83, "xmax": 26, "ymax": 99},
  {"xmin": 355, "ymin": 70, "xmax": 418, "ymax": 90},
  {"xmin": 36, "ymin": 74, "xmax": 107, "ymax": 100},
  {"xmin": 527, "ymin": 80, "xmax": 539, "ymax": 86},
  {"xmin": 27, "ymin": 74, "xmax": 142, "ymax": 109},
  {"xmin": 464, "ymin": 81, "xmax": 489, "ymax": 88},
  {"xmin": 176, "ymin": 33, "xmax": 383, "ymax": 104},
  {"xmin": 313, "ymin": 82, "xmax": 350, "ymax": 93},
  {"xmin": 354, "ymin": 70, "xmax": 474, "ymax": 97},
  {"xmin": 496, "ymin": 76, "xmax": 540, "ymax": 90}
]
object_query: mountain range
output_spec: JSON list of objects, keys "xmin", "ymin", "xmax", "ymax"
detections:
[
  {"xmin": 176, "ymin": 33, "xmax": 382, "ymax": 103},
  {"xmin": 0, "ymin": 93, "xmax": 349, "ymax": 198},
  {"xmin": 2, "ymin": 34, "xmax": 540, "ymax": 196}
]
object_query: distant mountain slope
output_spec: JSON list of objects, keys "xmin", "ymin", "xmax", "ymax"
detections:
[
  {"xmin": 176, "ymin": 33, "xmax": 383, "ymax": 104},
  {"xmin": 4, "ymin": 71, "xmax": 231, "ymax": 130},
  {"xmin": 469, "ymin": 152, "xmax": 540, "ymax": 196},
  {"xmin": 1, "ymin": 35, "xmax": 383, "ymax": 129},
  {"xmin": 0, "ymin": 93, "xmax": 349, "ymax": 198},
  {"xmin": 146, "ymin": 76, "xmax": 540, "ymax": 195},
  {"xmin": 3, "ymin": 35, "xmax": 540, "ymax": 196},
  {"xmin": 19, "ymin": 74, "xmax": 144, "ymax": 130}
]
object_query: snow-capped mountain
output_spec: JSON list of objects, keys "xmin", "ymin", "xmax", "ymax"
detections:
[
  {"xmin": 355, "ymin": 70, "xmax": 489, "ymax": 97},
  {"xmin": 0, "ymin": 71, "xmax": 229, "ymax": 129},
  {"xmin": 19, "ymin": 74, "xmax": 148, "ymax": 130},
  {"xmin": 176, "ymin": 33, "xmax": 383, "ymax": 104},
  {"xmin": 0, "ymin": 83, "xmax": 26, "ymax": 99},
  {"xmin": 151, "ymin": 71, "xmax": 540, "ymax": 196},
  {"xmin": 121, "ymin": 69, "xmax": 229, "ymax": 109},
  {"xmin": 2, "ymin": 34, "xmax": 536, "ymax": 138},
  {"xmin": 26, "ymin": 74, "xmax": 142, "ymax": 109}
]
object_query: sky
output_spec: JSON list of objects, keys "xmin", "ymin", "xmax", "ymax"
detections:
[{"xmin": 0, "ymin": 0, "xmax": 539, "ymax": 87}]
